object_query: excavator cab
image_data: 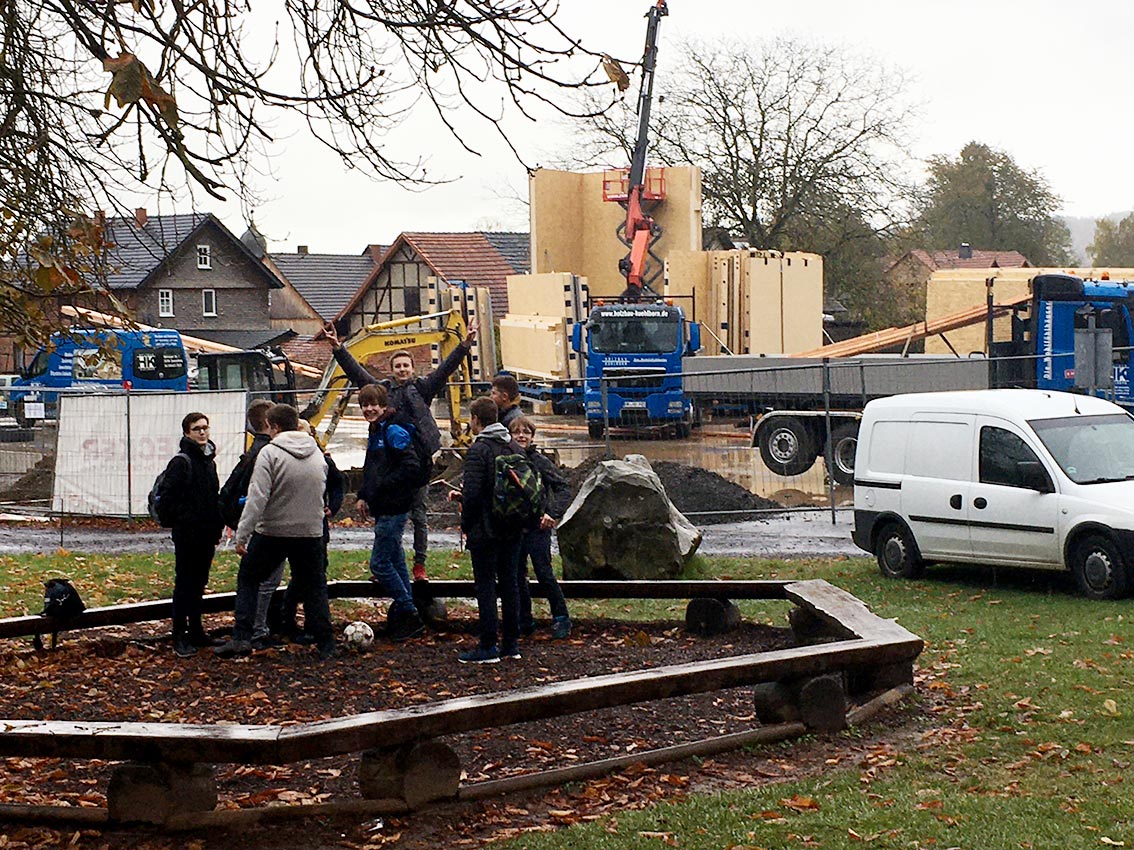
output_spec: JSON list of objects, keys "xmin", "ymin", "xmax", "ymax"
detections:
[{"xmin": 196, "ymin": 348, "xmax": 296, "ymax": 404}]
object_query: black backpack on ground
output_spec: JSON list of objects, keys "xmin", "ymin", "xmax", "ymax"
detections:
[
  {"xmin": 148, "ymin": 451, "xmax": 190, "ymax": 527},
  {"xmin": 34, "ymin": 578, "xmax": 86, "ymax": 651}
]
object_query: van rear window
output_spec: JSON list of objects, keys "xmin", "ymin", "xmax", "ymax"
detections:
[{"xmin": 133, "ymin": 347, "xmax": 187, "ymax": 381}]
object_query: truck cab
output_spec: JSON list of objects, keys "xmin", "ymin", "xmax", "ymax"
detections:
[
  {"xmin": 994, "ymin": 274, "xmax": 1134, "ymax": 408},
  {"xmin": 10, "ymin": 329, "xmax": 188, "ymax": 423},
  {"xmin": 572, "ymin": 300, "xmax": 700, "ymax": 438}
]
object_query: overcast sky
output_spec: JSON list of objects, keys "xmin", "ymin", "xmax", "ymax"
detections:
[{"xmin": 183, "ymin": 0, "xmax": 1134, "ymax": 255}]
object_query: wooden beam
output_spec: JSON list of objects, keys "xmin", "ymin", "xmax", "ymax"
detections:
[{"xmin": 792, "ymin": 294, "xmax": 1030, "ymax": 358}]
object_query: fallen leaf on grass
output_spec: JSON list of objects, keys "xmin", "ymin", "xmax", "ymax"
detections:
[
  {"xmin": 781, "ymin": 795, "xmax": 820, "ymax": 812},
  {"xmin": 1102, "ymin": 699, "xmax": 1120, "ymax": 716},
  {"xmin": 638, "ymin": 831, "xmax": 678, "ymax": 845}
]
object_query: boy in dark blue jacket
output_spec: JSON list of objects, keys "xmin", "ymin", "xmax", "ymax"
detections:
[
  {"xmin": 356, "ymin": 382, "xmax": 425, "ymax": 642},
  {"xmin": 448, "ymin": 396, "xmax": 524, "ymax": 663}
]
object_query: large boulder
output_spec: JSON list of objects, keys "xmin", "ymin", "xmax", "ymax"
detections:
[{"xmin": 558, "ymin": 454, "xmax": 702, "ymax": 580}]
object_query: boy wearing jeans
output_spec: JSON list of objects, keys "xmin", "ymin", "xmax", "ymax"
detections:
[
  {"xmin": 356, "ymin": 383, "xmax": 425, "ymax": 642},
  {"xmin": 508, "ymin": 416, "xmax": 572, "ymax": 639}
]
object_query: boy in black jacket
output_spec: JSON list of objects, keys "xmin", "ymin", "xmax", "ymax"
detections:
[
  {"xmin": 356, "ymin": 382, "xmax": 425, "ymax": 642},
  {"xmin": 508, "ymin": 416, "xmax": 572, "ymax": 639},
  {"xmin": 158, "ymin": 412, "xmax": 225, "ymax": 658},
  {"xmin": 448, "ymin": 396, "xmax": 524, "ymax": 663}
]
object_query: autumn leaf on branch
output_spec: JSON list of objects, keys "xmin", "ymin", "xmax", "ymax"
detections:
[{"xmin": 102, "ymin": 53, "xmax": 179, "ymax": 129}]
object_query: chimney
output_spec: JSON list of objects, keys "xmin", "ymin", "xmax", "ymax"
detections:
[
  {"xmin": 367, "ymin": 244, "xmax": 385, "ymax": 263},
  {"xmin": 297, "ymin": 245, "xmax": 308, "ymax": 255},
  {"xmin": 134, "ymin": 208, "xmax": 148, "ymax": 228},
  {"xmin": 959, "ymin": 242, "xmax": 972, "ymax": 260}
]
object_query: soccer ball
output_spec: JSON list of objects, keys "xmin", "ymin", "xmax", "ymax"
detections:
[{"xmin": 343, "ymin": 620, "xmax": 374, "ymax": 650}]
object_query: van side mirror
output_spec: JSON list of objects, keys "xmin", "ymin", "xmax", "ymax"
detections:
[
  {"xmin": 571, "ymin": 323, "xmax": 582, "ymax": 353},
  {"xmin": 1017, "ymin": 460, "xmax": 1054, "ymax": 493}
]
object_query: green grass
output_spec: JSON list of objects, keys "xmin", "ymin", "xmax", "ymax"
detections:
[{"xmin": 2, "ymin": 549, "xmax": 1133, "ymax": 846}]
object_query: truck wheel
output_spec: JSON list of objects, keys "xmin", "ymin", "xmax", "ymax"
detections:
[
  {"xmin": 758, "ymin": 417, "xmax": 817, "ymax": 477},
  {"xmin": 1071, "ymin": 534, "xmax": 1128, "ymax": 600},
  {"xmin": 875, "ymin": 521, "xmax": 924, "ymax": 579},
  {"xmin": 587, "ymin": 421, "xmax": 605, "ymax": 440},
  {"xmin": 825, "ymin": 424, "xmax": 858, "ymax": 487}
]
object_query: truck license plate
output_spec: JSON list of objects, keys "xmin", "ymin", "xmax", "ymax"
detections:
[{"xmin": 622, "ymin": 401, "xmax": 646, "ymax": 409}]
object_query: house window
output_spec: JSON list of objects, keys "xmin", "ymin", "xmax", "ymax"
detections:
[
  {"xmin": 196, "ymin": 245, "xmax": 212, "ymax": 270},
  {"xmin": 202, "ymin": 289, "xmax": 217, "ymax": 317},
  {"xmin": 158, "ymin": 289, "xmax": 174, "ymax": 317}
]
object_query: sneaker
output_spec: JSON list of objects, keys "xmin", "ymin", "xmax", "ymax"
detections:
[
  {"xmin": 412, "ymin": 561, "xmax": 428, "ymax": 582},
  {"xmin": 213, "ymin": 639, "xmax": 252, "ymax": 659},
  {"xmin": 317, "ymin": 642, "xmax": 339, "ymax": 661},
  {"xmin": 519, "ymin": 620, "xmax": 537, "ymax": 638},
  {"xmin": 458, "ymin": 645, "xmax": 500, "ymax": 664},
  {"xmin": 187, "ymin": 632, "xmax": 222, "ymax": 648},
  {"xmin": 174, "ymin": 636, "xmax": 197, "ymax": 658},
  {"xmin": 292, "ymin": 633, "xmax": 318, "ymax": 646},
  {"xmin": 501, "ymin": 645, "xmax": 522, "ymax": 660},
  {"xmin": 551, "ymin": 616, "xmax": 572, "ymax": 640},
  {"xmin": 388, "ymin": 611, "xmax": 425, "ymax": 642},
  {"xmin": 251, "ymin": 635, "xmax": 283, "ymax": 650}
]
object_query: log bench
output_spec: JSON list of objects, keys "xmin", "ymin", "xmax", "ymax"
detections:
[{"xmin": 0, "ymin": 579, "xmax": 922, "ymax": 824}]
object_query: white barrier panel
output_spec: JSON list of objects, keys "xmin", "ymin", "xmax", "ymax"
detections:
[{"xmin": 53, "ymin": 391, "xmax": 247, "ymax": 517}]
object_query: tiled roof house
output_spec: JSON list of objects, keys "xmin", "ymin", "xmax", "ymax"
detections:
[
  {"xmin": 100, "ymin": 210, "xmax": 289, "ymax": 350},
  {"xmin": 335, "ymin": 231, "xmax": 530, "ymax": 338}
]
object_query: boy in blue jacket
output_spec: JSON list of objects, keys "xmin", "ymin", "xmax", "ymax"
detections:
[{"xmin": 356, "ymin": 382, "xmax": 425, "ymax": 642}]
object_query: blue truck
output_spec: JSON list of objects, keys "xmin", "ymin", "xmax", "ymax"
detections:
[
  {"xmin": 8, "ymin": 328, "xmax": 189, "ymax": 423},
  {"xmin": 571, "ymin": 300, "xmax": 701, "ymax": 439}
]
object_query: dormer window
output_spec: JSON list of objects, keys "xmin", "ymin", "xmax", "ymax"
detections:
[{"xmin": 196, "ymin": 245, "xmax": 212, "ymax": 270}]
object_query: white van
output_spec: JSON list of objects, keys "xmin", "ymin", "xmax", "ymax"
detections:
[{"xmin": 852, "ymin": 389, "xmax": 1134, "ymax": 599}]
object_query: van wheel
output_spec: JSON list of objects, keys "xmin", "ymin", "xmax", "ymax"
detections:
[
  {"xmin": 758, "ymin": 416, "xmax": 817, "ymax": 477},
  {"xmin": 825, "ymin": 424, "xmax": 858, "ymax": 487},
  {"xmin": 875, "ymin": 522, "xmax": 924, "ymax": 579},
  {"xmin": 1071, "ymin": 534, "xmax": 1128, "ymax": 600}
]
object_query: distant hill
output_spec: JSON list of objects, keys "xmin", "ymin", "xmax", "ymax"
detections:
[{"xmin": 1061, "ymin": 211, "xmax": 1132, "ymax": 265}]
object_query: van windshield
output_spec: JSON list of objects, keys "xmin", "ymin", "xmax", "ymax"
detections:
[{"xmin": 1029, "ymin": 413, "xmax": 1134, "ymax": 484}]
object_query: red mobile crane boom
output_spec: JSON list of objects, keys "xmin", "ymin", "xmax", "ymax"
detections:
[{"xmin": 615, "ymin": 0, "xmax": 668, "ymax": 301}]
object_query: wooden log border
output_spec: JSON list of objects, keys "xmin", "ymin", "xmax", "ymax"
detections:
[{"xmin": 0, "ymin": 580, "xmax": 922, "ymax": 766}]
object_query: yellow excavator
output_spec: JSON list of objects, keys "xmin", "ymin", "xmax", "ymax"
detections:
[{"xmin": 300, "ymin": 308, "xmax": 475, "ymax": 447}]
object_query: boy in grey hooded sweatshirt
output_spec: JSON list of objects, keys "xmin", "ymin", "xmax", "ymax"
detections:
[{"xmin": 215, "ymin": 403, "xmax": 334, "ymax": 660}]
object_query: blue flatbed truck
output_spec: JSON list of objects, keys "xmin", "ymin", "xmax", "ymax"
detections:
[{"xmin": 681, "ymin": 273, "xmax": 1134, "ymax": 485}]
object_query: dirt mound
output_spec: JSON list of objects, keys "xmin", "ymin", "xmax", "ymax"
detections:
[
  {"xmin": 425, "ymin": 455, "xmax": 782, "ymax": 528},
  {"xmin": 0, "ymin": 454, "xmax": 54, "ymax": 504},
  {"xmin": 563, "ymin": 456, "xmax": 780, "ymax": 525}
]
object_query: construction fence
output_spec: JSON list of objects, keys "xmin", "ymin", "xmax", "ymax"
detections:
[{"xmin": 0, "ymin": 350, "xmax": 1120, "ymax": 525}]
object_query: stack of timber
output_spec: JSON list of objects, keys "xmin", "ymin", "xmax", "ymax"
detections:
[
  {"xmin": 665, "ymin": 249, "xmax": 824, "ymax": 356},
  {"xmin": 499, "ymin": 273, "xmax": 589, "ymax": 382}
]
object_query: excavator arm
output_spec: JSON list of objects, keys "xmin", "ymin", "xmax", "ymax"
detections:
[{"xmin": 301, "ymin": 308, "xmax": 473, "ymax": 446}]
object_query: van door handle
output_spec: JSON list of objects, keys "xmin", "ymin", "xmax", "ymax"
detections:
[
  {"xmin": 949, "ymin": 494, "xmax": 962, "ymax": 510},
  {"xmin": 973, "ymin": 497, "xmax": 987, "ymax": 510}
]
